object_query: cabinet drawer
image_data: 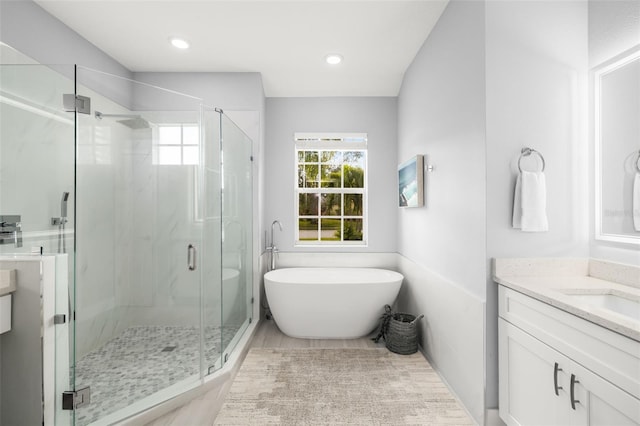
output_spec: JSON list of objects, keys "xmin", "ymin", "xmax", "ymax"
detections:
[{"xmin": 499, "ymin": 286, "xmax": 640, "ymax": 399}]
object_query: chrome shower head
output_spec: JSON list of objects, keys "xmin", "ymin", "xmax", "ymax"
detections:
[
  {"xmin": 116, "ymin": 117, "xmax": 152, "ymax": 129},
  {"xmin": 95, "ymin": 110, "xmax": 151, "ymax": 129}
]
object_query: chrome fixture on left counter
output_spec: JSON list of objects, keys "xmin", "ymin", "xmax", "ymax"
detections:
[{"xmin": 0, "ymin": 215, "xmax": 22, "ymax": 247}]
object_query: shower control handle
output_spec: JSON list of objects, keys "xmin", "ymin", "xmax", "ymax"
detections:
[{"xmin": 188, "ymin": 244, "xmax": 197, "ymax": 271}]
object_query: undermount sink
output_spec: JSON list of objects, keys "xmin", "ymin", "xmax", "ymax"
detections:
[{"xmin": 563, "ymin": 292, "xmax": 640, "ymax": 322}]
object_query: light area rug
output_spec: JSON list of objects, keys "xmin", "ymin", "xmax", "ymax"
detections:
[{"xmin": 214, "ymin": 348, "xmax": 474, "ymax": 425}]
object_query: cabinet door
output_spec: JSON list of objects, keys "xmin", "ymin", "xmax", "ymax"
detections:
[
  {"xmin": 570, "ymin": 360, "xmax": 640, "ymax": 426},
  {"xmin": 499, "ymin": 319, "xmax": 578, "ymax": 426}
]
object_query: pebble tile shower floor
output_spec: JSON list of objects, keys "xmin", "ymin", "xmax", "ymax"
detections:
[{"xmin": 74, "ymin": 326, "xmax": 239, "ymax": 425}]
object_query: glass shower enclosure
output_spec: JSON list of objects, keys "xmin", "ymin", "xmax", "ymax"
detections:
[{"xmin": 0, "ymin": 52, "xmax": 253, "ymax": 425}]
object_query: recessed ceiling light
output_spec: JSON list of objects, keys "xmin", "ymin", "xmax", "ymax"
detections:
[
  {"xmin": 169, "ymin": 37, "xmax": 190, "ymax": 49},
  {"xmin": 325, "ymin": 54, "xmax": 343, "ymax": 65}
]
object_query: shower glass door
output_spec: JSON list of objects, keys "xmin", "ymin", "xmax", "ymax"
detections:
[
  {"xmin": 201, "ymin": 110, "xmax": 253, "ymax": 373},
  {"xmin": 220, "ymin": 113, "xmax": 253, "ymax": 361},
  {"xmin": 202, "ymin": 106, "xmax": 223, "ymax": 373},
  {"xmin": 72, "ymin": 67, "xmax": 206, "ymax": 425}
]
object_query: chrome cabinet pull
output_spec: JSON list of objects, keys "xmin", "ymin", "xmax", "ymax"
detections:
[
  {"xmin": 187, "ymin": 244, "xmax": 197, "ymax": 271},
  {"xmin": 553, "ymin": 362, "xmax": 563, "ymax": 396},
  {"xmin": 570, "ymin": 374, "xmax": 580, "ymax": 410}
]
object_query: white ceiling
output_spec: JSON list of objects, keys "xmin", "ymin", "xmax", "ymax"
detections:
[{"xmin": 35, "ymin": 1, "xmax": 448, "ymax": 97}]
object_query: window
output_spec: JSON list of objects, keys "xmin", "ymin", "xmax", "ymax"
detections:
[
  {"xmin": 154, "ymin": 124, "xmax": 199, "ymax": 165},
  {"xmin": 295, "ymin": 133, "xmax": 367, "ymax": 245}
]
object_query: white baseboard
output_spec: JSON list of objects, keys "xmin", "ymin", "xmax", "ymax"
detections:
[{"xmin": 485, "ymin": 408, "xmax": 506, "ymax": 426}]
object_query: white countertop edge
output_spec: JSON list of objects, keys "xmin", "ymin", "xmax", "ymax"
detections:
[
  {"xmin": 0, "ymin": 287, "xmax": 15, "ymax": 297},
  {"xmin": 0, "ymin": 269, "xmax": 16, "ymax": 296},
  {"xmin": 495, "ymin": 274, "xmax": 640, "ymax": 342}
]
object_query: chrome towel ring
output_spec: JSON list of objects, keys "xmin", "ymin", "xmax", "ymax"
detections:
[
  {"xmin": 518, "ymin": 147, "xmax": 546, "ymax": 173},
  {"xmin": 635, "ymin": 150, "xmax": 640, "ymax": 173}
]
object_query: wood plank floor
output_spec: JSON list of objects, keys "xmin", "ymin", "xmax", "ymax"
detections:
[{"xmin": 145, "ymin": 320, "xmax": 382, "ymax": 425}]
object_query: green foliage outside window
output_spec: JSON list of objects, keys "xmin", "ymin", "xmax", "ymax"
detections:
[{"xmin": 297, "ymin": 149, "xmax": 365, "ymax": 243}]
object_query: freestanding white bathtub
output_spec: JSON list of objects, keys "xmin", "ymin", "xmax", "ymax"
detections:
[{"xmin": 264, "ymin": 267, "xmax": 403, "ymax": 339}]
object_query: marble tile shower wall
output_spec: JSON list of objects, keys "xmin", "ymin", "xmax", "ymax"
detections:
[
  {"xmin": 129, "ymin": 126, "xmax": 153, "ymax": 310},
  {"xmin": 0, "ymin": 65, "xmax": 75, "ymax": 257},
  {"xmin": 128, "ymin": 161, "xmax": 203, "ymax": 327},
  {"xmin": 113, "ymin": 125, "xmax": 137, "ymax": 311},
  {"xmin": 77, "ymin": 107, "xmax": 212, "ymax": 357},
  {"xmin": 75, "ymin": 92, "xmax": 135, "ymax": 358}
]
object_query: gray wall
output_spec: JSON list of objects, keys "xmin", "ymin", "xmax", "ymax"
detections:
[
  {"xmin": 397, "ymin": 0, "xmax": 591, "ymax": 422},
  {"xmin": 0, "ymin": 0, "xmax": 129, "ymax": 77},
  {"xmin": 264, "ymin": 97, "xmax": 398, "ymax": 253},
  {"xmin": 0, "ymin": 0, "xmax": 132, "ymax": 106},
  {"xmin": 485, "ymin": 0, "xmax": 589, "ymax": 414},
  {"xmin": 133, "ymin": 72, "xmax": 264, "ymax": 112},
  {"xmin": 485, "ymin": 0, "xmax": 589, "ymax": 261},
  {"xmin": 396, "ymin": 1, "xmax": 487, "ymax": 422},
  {"xmin": 397, "ymin": 0, "xmax": 487, "ymax": 299}
]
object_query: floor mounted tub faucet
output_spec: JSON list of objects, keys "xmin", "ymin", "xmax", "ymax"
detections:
[{"xmin": 267, "ymin": 220, "xmax": 283, "ymax": 271}]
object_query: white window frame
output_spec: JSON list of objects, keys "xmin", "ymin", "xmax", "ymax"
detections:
[
  {"xmin": 154, "ymin": 123, "xmax": 199, "ymax": 165},
  {"xmin": 294, "ymin": 132, "xmax": 368, "ymax": 246}
]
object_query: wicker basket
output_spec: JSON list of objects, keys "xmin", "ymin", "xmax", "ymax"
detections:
[{"xmin": 385, "ymin": 312, "xmax": 424, "ymax": 355}]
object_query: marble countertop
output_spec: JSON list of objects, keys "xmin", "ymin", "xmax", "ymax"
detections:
[
  {"xmin": 494, "ymin": 258, "xmax": 640, "ymax": 342},
  {"xmin": 0, "ymin": 269, "xmax": 17, "ymax": 297},
  {"xmin": 0, "ymin": 255, "xmax": 59, "ymax": 296}
]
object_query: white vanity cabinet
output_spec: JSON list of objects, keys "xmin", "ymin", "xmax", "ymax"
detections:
[{"xmin": 499, "ymin": 286, "xmax": 640, "ymax": 426}]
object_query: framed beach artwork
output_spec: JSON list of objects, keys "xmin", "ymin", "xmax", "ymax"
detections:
[{"xmin": 398, "ymin": 155, "xmax": 424, "ymax": 208}]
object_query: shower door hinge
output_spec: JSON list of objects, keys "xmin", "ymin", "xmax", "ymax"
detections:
[
  {"xmin": 62, "ymin": 386, "xmax": 91, "ymax": 410},
  {"xmin": 249, "ymin": 317, "xmax": 252, "ymax": 324},
  {"xmin": 251, "ymin": 297, "xmax": 254, "ymax": 304},
  {"xmin": 63, "ymin": 94, "xmax": 91, "ymax": 115},
  {"xmin": 250, "ymin": 155, "xmax": 254, "ymax": 162},
  {"xmin": 53, "ymin": 314, "xmax": 66, "ymax": 324}
]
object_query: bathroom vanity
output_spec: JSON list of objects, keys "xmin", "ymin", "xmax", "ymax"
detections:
[
  {"xmin": 0, "ymin": 255, "xmax": 70, "ymax": 426},
  {"xmin": 494, "ymin": 258, "xmax": 640, "ymax": 425}
]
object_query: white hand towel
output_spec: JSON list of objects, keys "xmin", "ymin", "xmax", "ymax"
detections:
[
  {"xmin": 634, "ymin": 173, "xmax": 640, "ymax": 232},
  {"xmin": 512, "ymin": 173, "xmax": 523, "ymax": 229},
  {"xmin": 520, "ymin": 171, "xmax": 548, "ymax": 232}
]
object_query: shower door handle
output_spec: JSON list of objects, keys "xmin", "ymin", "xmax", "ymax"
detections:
[{"xmin": 187, "ymin": 244, "xmax": 197, "ymax": 271}]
